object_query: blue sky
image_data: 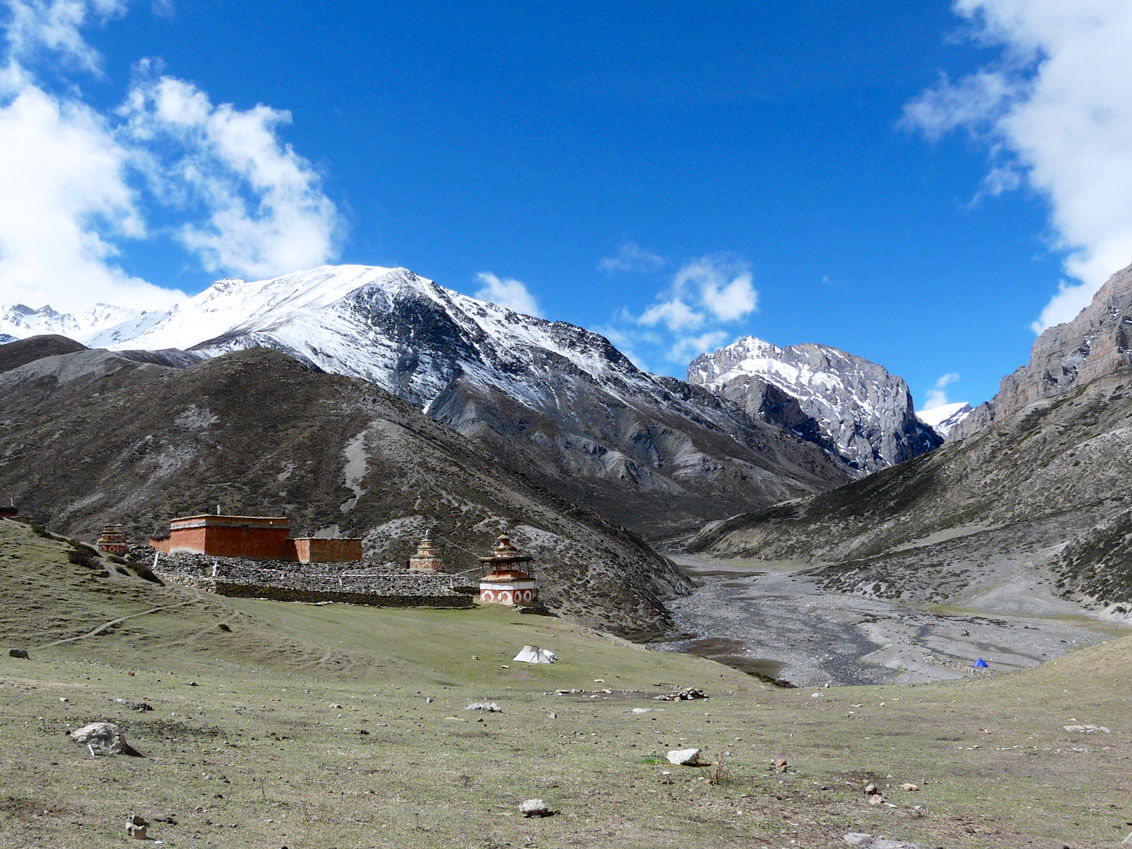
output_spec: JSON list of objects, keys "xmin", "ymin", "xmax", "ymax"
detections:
[{"xmin": 2, "ymin": 1, "xmax": 1131, "ymax": 410}]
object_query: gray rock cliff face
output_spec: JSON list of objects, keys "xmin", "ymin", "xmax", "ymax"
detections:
[
  {"xmin": 952, "ymin": 263, "xmax": 1132, "ymax": 440},
  {"xmin": 687, "ymin": 336, "xmax": 941, "ymax": 474},
  {"xmin": 0, "ymin": 266, "xmax": 852, "ymax": 536}
]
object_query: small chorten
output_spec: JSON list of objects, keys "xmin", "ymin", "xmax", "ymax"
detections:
[
  {"xmin": 408, "ymin": 531, "xmax": 444, "ymax": 572},
  {"xmin": 478, "ymin": 533, "xmax": 538, "ymax": 606},
  {"xmin": 96, "ymin": 523, "xmax": 129, "ymax": 555}
]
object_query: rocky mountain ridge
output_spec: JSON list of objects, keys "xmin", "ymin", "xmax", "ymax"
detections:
[
  {"xmin": 0, "ymin": 265, "xmax": 853, "ymax": 536},
  {"xmin": 687, "ymin": 271, "xmax": 1132, "ymax": 617},
  {"xmin": 0, "ymin": 302, "xmax": 145, "ymax": 343},
  {"xmin": 952, "ymin": 263, "xmax": 1132, "ymax": 440},
  {"xmin": 687, "ymin": 335, "xmax": 941, "ymax": 473},
  {"xmin": 0, "ymin": 337, "xmax": 690, "ymax": 637}
]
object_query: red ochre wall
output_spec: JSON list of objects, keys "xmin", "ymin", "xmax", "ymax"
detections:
[
  {"xmin": 292, "ymin": 538, "xmax": 363, "ymax": 564},
  {"xmin": 149, "ymin": 517, "xmax": 362, "ymax": 563},
  {"xmin": 150, "ymin": 516, "xmax": 291, "ymax": 560}
]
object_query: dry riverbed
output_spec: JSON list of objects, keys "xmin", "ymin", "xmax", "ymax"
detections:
[{"xmin": 659, "ymin": 552, "xmax": 1126, "ymax": 687}]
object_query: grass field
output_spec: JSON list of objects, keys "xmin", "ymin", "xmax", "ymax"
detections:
[{"xmin": 2, "ymin": 518, "xmax": 1130, "ymax": 848}]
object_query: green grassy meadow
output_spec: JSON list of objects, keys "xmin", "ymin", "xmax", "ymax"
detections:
[{"xmin": 2, "ymin": 519, "xmax": 1130, "ymax": 848}]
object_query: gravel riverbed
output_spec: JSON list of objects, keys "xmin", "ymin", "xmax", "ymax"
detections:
[{"xmin": 656, "ymin": 552, "xmax": 1123, "ymax": 687}]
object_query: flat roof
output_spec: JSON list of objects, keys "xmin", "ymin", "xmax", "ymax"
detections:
[{"xmin": 170, "ymin": 514, "xmax": 289, "ymax": 522}]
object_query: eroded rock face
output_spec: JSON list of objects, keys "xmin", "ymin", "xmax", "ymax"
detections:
[
  {"xmin": 952, "ymin": 263, "xmax": 1132, "ymax": 440},
  {"xmin": 0, "ymin": 266, "xmax": 853, "ymax": 537},
  {"xmin": 688, "ymin": 337, "xmax": 941, "ymax": 474}
]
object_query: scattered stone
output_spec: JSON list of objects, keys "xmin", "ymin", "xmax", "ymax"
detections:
[
  {"xmin": 465, "ymin": 702, "xmax": 502, "ymax": 712},
  {"xmin": 114, "ymin": 699, "xmax": 154, "ymax": 712},
  {"xmin": 1063, "ymin": 724, "xmax": 1110, "ymax": 734},
  {"xmin": 425, "ymin": 697, "xmax": 434, "ymax": 704},
  {"xmin": 867, "ymin": 794, "xmax": 884, "ymax": 806},
  {"xmin": 772, "ymin": 757, "xmax": 789, "ymax": 772},
  {"xmin": 666, "ymin": 748, "xmax": 702, "ymax": 766},
  {"xmin": 71, "ymin": 722, "xmax": 143, "ymax": 757},
  {"xmin": 655, "ymin": 687, "xmax": 708, "ymax": 702},
  {"xmin": 519, "ymin": 798, "xmax": 555, "ymax": 817},
  {"xmin": 8, "ymin": 648, "xmax": 28, "ymax": 659},
  {"xmin": 843, "ymin": 835, "xmax": 924, "ymax": 849},
  {"xmin": 864, "ymin": 782, "xmax": 878, "ymax": 795},
  {"xmin": 126, "ymin": 814, "xmax": 148, "ymax": 839},
  {"xmin": 900, "ymin": 782, "xmax": 919, "ymax": 792}
]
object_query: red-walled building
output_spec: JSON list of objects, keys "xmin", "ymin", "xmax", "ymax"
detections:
[
  {"xmin": 150, "ymin": 515, "xmax": 292, "ymax": 559},
  {"xmin": 150, "ymin": 515, "xmax": 364, "ymax": 564}
]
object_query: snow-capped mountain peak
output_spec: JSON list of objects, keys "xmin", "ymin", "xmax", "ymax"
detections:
[
  {"xmin": 688, "ymin": 335, "xmax": 942, "ymax": 473},
  {"xmin": 0, "ymin": 263, "xmax": 858, "ymax": 534},
  {"xmin": 0, "ymin": 302, "xmax": 146, "ymax": 343},
  {"xmin": 916, "ymin": 401, "xmax": 973, "ymax": 437}
]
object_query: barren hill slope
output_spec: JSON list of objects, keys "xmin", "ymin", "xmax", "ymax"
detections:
[
  {"xmin": 2, "ymin": 265, "xmax": 854, "ymax": 536},
  {"xmin": 689, "ymin": 367, "xmax": 1132, "ymax": 612},
  {"xmin": 0, "ymin": 341, "xmax": 689, "ymax": 636}
]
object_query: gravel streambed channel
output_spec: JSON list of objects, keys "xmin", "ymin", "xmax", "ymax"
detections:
[{"xmin": 655, "ymin": 553, "xmax": 1122, "ymax": 687}]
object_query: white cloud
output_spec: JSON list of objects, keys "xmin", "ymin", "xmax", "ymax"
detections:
[
  {"xmin": 1029, "ymin": 279, "xmax": 1096, "ymax": 334},
  {"xmin": 905, "ymin": 1, "xmax": 1132, "ymax": 332},
  {"xmin": 3, "ymin": 0, "xmax": 126, "ymax": 74},
  {"xmin": 675, "ymin": 255, "xmax": 758, "ymax": 322},
  {"xmin": 668, "ymin": 330, "xmax": 729, "ymax": 364},
  {"xmin": 621, "ymin": 252, "xmax": 760, "ymax": 366},
  {"xmin": 0, "ymin": 83, "xmax": 183, "ymax": 311},
  {"xmin": 473, "ymin": 271, "xmax": 542, "ymax": 317},
  {"xmin": 598, "ymin": 242, "xmax": 665, "ymax": 274},
  {"xmin": 121, "ymin": 72, "xmax": 342, "ymax": 279},
  {"xmin": 637, "ymin": 253, "xmax": 758, "ymax": 334},
  {"xmin": 0, "ymin": 0, "xmax": 341, "ymax": 311},
  {"xmin": 639, "ymin": 297, "xmax": 703, "ymax": 332},
  {"xmin": 923, "ymin": 372, "xmax": 960, "ymax": 409}
]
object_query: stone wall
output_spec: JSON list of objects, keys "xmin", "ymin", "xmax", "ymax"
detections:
[{"xmin": 152, "ymin": 550, "xmax": 472, "ymax": 608}]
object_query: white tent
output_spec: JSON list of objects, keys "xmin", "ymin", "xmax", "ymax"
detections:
[{"xmin": 513, "ymin": 644, "xmax": 557, "ymax": 664}]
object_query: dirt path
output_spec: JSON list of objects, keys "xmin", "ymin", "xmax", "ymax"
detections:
[
  {"xmin": 33, "ymin": 599, "xmax": 203, "ymax": 649},
  {"xmin": 657, "ymin": 553, "xmax": 1122, "ymax": 687}
]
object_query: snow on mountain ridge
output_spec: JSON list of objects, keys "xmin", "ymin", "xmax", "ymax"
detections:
[
  {"xmin": 916, "ymin": 401, "xmax": 973, "ymax": 437},
  {"xmin": 0, "ymin": 302, "xmax": 146, "ymax": 342},
  {"xmin": 688, "ymin": 335, "xmax": 942, "ymax": 473},
  {"xmin": 0, "ymin": 263, "xmax": 858, "ymax": 536}
]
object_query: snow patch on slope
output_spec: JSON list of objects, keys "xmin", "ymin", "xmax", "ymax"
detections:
[{"xmin": 916, "ymin": 402, "xmax": 973, "ymax": 437}]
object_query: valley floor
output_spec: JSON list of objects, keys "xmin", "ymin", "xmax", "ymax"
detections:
[
  {"xmin": 4, "ymin": 520, "xmax": 1132, "ymax": 848},
  {"xmin": 662, "ymin": 553, "xmax": 1126, "ymax": 686}
]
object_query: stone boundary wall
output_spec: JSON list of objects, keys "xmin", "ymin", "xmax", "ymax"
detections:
[
  {"xmin": 151, "ymin": 550, "xmax": 473, "ymax": 608},
  {"xmin": 158, "ymin": 573, "xmax": 472, "ymax": 608}
]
